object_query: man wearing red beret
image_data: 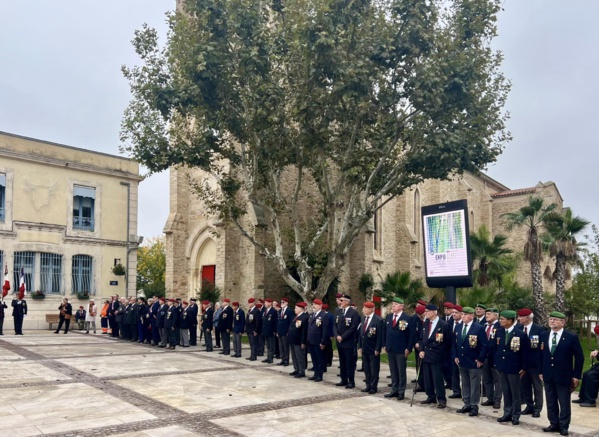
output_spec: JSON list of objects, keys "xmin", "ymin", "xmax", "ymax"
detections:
[
  {"xmin": 516, "ymin": 308, "xmax": 546, "ymax": 418},
  {"xmin": 334, "ymin": 294, "xmax": 361, "ymax": 389},
  {"xmin": 201, "ymin": 301, "xmax": 214, "ymax": 352},
  {"xmin": 307, "ymin": 299, "xmax": 328, "ymax": 382},
  {"xmin": 443, "ymin": 302, "xmax": 454, "ymax": 322},
  {"xmin": 219, "ymin": 299, "xmax": 234, "ymax": 355},
  {"xmin": 245, "ymin": 298, "xmax": 262, "ymax": 361},
  {"xmin": 277, "ymin": 298, "xmax": 294, "ymax": 366},
  {"xmin": 359, "ymin": 301, "xmax": 384, "ymax": 394},
  {"xmin": 262, "ymin": 298, "xmax": 278, "ymax": 363},
  {"xmin": 289, "ymin": 302, "xmax": 309, "ymax": 377},
  {"xmin": 232, "ymin": 302, "xmax": 245, "ymax": 357}
]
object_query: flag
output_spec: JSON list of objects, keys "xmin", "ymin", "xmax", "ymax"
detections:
[
  {"xmin": 2, "ymin": 264, "xmax": 9, "ymax": 300},
  {"xmin": 18, "ymin": 267, "xmax": 26, "ymax": 300}
]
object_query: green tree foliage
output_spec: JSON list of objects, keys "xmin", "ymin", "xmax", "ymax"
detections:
[
  {"xmin": 121, "ymin": 0, "xmax": 510, "ymax": 302},
  {"xmin": 136, "ymin": 237, "xmax": 166, "ymax": 298},
  {"xmin": 502, "ymin": 196, "xmax": 557, "ymax": 324},
  {"xmin": 358, "ymin": 273, "xmax": 375, "ymax": 299},
  {"xmin": 567, "ymin": 225, "xmax": 599, "ymax": 322},
  {"xmin": 470, "ymin": 224, "xmax": 516, "ymax": 286},
  {"xmin": 198, "ymin": 280, "xmax": 221, "ymax": 304},
  {"xmin": 380, "ymin": 271, "xmax": 424, "ymax": 305}
]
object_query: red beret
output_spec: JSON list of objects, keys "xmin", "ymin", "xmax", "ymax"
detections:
[
  {"xmin": 265, "ymin": 298, "xmax": 273, "ymax": 303},
  {"xmin": 223, "ymin": 298, "xmax": 231, "ymax": 303},
  {"xmin": 313, "ymin": 299, "xmax": 323, "ymax": 305},
  {"xmin": 517, "ymin": 308, "xmax": 532, "ymax": 317},
  {"xmin": 363, "ymin": 301, "xmax": 375, "ymax": 309},
  {"xmin": 453, "ymin": 305, "xmax": 463, "ymax": 312},
  {"xmin": 281, "ymin": 297, "xmax": 289, "ymax": 303},
  {"xmin": 415, "ymin": 306, "xmax": 426, "ymax": 315},
  {"xmin": 202, "ymin": 300, "xmax": 209, "ymax": 305},
  {"xmin": 248, "ymin": 298, "xmax": 255, "ymax": 303},
  {"xmin": 417, "ymin": 299, "xmax": 427, "ymax": 306},
  {"xmin": 444, "ymin": 302, "xmax": 454, "ymax": 308},
  {"xmin": 594, "ymin": 325, "xmax": 599, "ymax": 335},
  {"xmin": 259, "ymin": 299, "xmax": 265, "ymax": 303},
  {"xmin": 256, "ymin": 303, "xmax": 263, "ymax": 308},
  {"xmin": 168, "ymin": 298, "xmax": 175, "ymax": 302},
  {"xmin": 296, "ymin": 302, "xmax": 307, "ymax": 308},
  {"xmin": 322, "ymin": 304, "xmax": 329, "ymax": 310},
  {"xmin": 335, "ymin": 293, "xmax": 343, "ymax": 298},
  {"xmin": 232, "ymin": 302, "xmax": 239, "ymax": 307}
]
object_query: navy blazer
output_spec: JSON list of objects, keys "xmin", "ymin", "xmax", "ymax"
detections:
[
  {"xmin": 383, "ymin": 312, "xmax": 414, "ymax": 353},
  {"xmin": 411, "ymin": 313, "xmax": 425, "ymax": 350},
  {"xmin": 262, "ymin": 307, "xmax": 278, "ymax": 337},
  {"xmin": 179, "ymin": 307, "xmax": 192, "ymax": 329},
  {"xmin": 288, "ymin": 312, "xmax": 309, "ymax": 346},
  {"xmin": 452, "ymin": 321, "xmax": 488, "ymax": 368},
  {"xmin": 491, "ymin": 326, "xmax": 529, "ymax": 374},
  {"xmin": 539, "ymin": 329, "xmax": 584, "ymax": 384},
  {"xmin": 516, "ymin": 322, "xmax": 546, "ymax": 370},
  {"xmin": 420, "ymin": 318, "xmax": 451, "ymax": 364},
  {"xmin": 246, "ymin": 306, "xmax": 263, "ymax": 335},
  {"xmin": 165, "ymin": 305, "xmax": 180, "ymax": 329},
  {"xmin": 233, "ymin": 308, "xmax": 246, "ymax": 334},
  {"xmin": 334, "ymin": 307, "xmax": 360, "ymax": 348},
  {"xmin": 307, "ymin": 310, "xmax": 329, "ymax": 346},
  {"xmin": 359, "ymin": 314, "xmax": 384, "ymax": 355},
  {"xmin": 201, "ymin": 307, "xmax": 214, "ymax": 330},
  {"xmin": 277, "ymin": 307, "xmax": 294, "ymax": 336},
  {"xmin": 219, "ymin": 305, "xmax": 234, "ymax": 331},
  {"xmin": 156, "ymin": 304, "xmax": 168, "ymax": 328}
]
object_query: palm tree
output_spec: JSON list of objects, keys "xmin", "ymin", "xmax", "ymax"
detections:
[
  {"xmin": 502, "ymin": 196, "xmax": 557, "ymax": 325},
  {"xmin": 379, "ymin": 271, "xmax": 424, "ymax": 305},
  {"xmin": 542, "ymin": 208, "xmax": 589, "ymax": 312},
  {"xmin": 470, "ymin": 224, "xmax": 515, "ymax": 287}
]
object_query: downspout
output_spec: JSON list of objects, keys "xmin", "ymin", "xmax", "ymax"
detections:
[{"xmin": 120, "ymin": 181, "xmax": 130, "ymax": 298}]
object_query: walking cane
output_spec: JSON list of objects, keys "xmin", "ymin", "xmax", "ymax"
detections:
[{"xmin": 410, "ymin": 358, "xmax": 421, "ymax": 407}]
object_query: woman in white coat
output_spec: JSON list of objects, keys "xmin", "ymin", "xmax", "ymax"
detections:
[{"xmin": 85, "ymin": 299, "xmax": 98, "ymax": 334}]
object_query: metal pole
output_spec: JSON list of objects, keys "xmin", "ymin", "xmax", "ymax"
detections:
[{"xmin": 120, "ymin": 182, "xmax": 130, "ymax": 298}]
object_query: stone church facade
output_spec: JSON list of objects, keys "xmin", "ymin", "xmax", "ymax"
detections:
[{"xmin": 165, "ymin": 166, "xmax": 564, "ymax": 305}]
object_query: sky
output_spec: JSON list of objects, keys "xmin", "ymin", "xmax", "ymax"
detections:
[{"xmin": 1, "ymin": 0, "xmax": 598, "ymax": 240}]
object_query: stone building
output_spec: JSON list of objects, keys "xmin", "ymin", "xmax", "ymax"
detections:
[
  {"xmin": 0, "ymin": 131, "xmax": 142, "ymax": 329},
  {"xmin": 165, "ymin": 164, "xmax": 564, "ymax": 305}
]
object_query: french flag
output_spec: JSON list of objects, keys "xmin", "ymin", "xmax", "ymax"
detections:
[
  {"xmin": 2, "ymin": 264, "xmax": 9, "ymax": 300},
  {"xmin": 18, "ymin": 267, "xmax": 26, "ymax": 300}
]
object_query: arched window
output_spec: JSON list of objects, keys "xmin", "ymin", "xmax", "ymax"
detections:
[{"xmin": 413, "ymin": 189, "xmax": 421, "ymax": 260}]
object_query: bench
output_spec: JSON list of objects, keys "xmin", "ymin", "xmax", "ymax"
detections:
[{"xmin": 45, "ymin": 314, "xmax": 60, "ymax": 330}]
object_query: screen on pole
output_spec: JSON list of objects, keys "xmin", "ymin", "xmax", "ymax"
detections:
[{"xmin": 421, "ymin": 199, "xmax": 473, "ymax": 288}]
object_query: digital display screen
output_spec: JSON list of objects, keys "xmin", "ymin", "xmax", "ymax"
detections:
[{"xmin": 421, "ymin": 200, "xmax": 472, "ymax": 288}]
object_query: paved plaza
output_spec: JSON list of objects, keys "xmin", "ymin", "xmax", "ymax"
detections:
[{"xmin": 0, "ymin": 331, "xmax": 597, "ymax": 437}]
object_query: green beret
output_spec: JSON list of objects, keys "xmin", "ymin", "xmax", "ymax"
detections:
[
  {"xmin": 392, "ymin": 297, "xmax": 404, "ymax": 304},
  {"xmin": 500, "ymin": 310, "xmax": 517, "ymax": 319},
  {"xmin": 549, "ymin": 311, "xmax": 566, "ymax": 319},
  {"xmin": 476, "ymin": 303, "xmax": 486, "ymax": 310},
  {"xmin": 486, "ymin": 308, "xmax": 498, "ymax": 313},
  {"xmin": 461, "ymin": 307, "xmax": 475, "ymax": 314}
]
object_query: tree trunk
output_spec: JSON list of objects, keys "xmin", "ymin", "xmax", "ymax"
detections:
[
  {"xmin": 529, "ymin": 230, "xmax": 547, "ymax": 325},
  {"xmin": 554, "ymin": 254, "xmax": 566, "ymax": 313}
]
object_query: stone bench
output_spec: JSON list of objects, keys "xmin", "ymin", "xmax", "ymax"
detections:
[{"xmin": 45, "ymin": 314, "xmax": 60, "ymax": 330}]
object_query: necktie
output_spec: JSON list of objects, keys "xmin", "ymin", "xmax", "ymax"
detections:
[
  {"xmin": 392, "ymin": 314, "xmax": 398, "ymax": 328},
  {"xmin": 485, "ymin": 324, "xmax": 492, "ymax": 339},
  {"xmin": 462, "ymin": 324, "xmax": 468, "ymax": 340},
  {"xmin": 551, "ymin": 332, "xmax": 557, "ymax": 355},
  {"xmin": 426, "ymin": 322, "xmax": 431, "ymax": 339},
  {"xmin": 524, "ymin": 326, "xmax": 528, "ymax": 336},
  {"xmin": 364, "ymin": 317, "xmax": 369, "ymax": 333},
  {"xmin": 505, "ymin": 329, "xmax": 510, "ymax": 345}
]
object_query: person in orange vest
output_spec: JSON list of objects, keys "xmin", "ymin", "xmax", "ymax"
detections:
[{"xmin": 100, "ymin": 300, "xmax": 110, "ymax": 334}]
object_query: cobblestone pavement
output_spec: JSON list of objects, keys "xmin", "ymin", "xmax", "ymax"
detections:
[{"xmin": 0, "ymin": 332, "xmax": 597, "ymax": 437}]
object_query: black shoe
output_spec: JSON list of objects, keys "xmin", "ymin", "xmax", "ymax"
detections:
[
  {"xmin": 415, "ymin": 388, "xmax": 425, "ymax": 393},
  {"xmin": 277, "ymin": 362, "xmax": 285, "ymax": 366},
  {"xmin": 559, "ymin": 430, "xmax": 569, "ymax": 436},
  {"xmin": 493, "ymin": 403, "xmax": 501, "ymax": 409},
  {"xmin": 345, "ymin": 384, "xmax": 355, "ymax": 389},
  {"xmin": 361, "ymin": 388, "xmax": 371, "ymax": 393},
  {"xmin": 542, "ymin": 426, "xmax": 560, "ymax": 433},
  {"xmin": 512, "ymin": 419, "xmax": 520, "ymax": 425},
  {"xmin": 369, "ymin": 389, "xmax": 377, "ymax": 394},
  {"xmin": 249, "ymin": 357, "xmax": 257, "ymax": 361},
  {"xmin": 219, "ymin": 351, "xmax": 225, "ymax": 355},
  {"xmin": 314, "ymin": 377, "xmax": 323, "ymax": 382},
  {"xmin": 572, "ymin": 398, "xmax": 582, "ymax": 404},
  {"xmin": 532, "ymin": 412, "xmax": 541, "ymax": 418},
  {"xmin": 289, "ymin": 371, "xmax": 299, "ymax": 376},
  {"xmin": 384, "ymin": 392, "xmax": 399, "ymax": 398},
  {"xmin": 469, "ymin": 410, "xmax": 479, "ymax": 417},
  {"xmin": 410, "ymin": 379, "xmax": 416, "ymax": 383},
  {"xmin": 497, "ymin": 416, "xmax": 512, "ymax": 423},
  {"xmin": 387, "ymin": 383, "xmax": 393, "ymax": 387},
  {"xmin": 335, "ymin": 381, "xmax": 349, "ymax": 386},
  {"xmin": 308, "ymin": 376, "xmax": 317, "ymax": 381},
  {"xmin": 522, "ymin": 407, "xmax": 534, "ymax": 415},
  {"xmin": 448, "ymin": 394, "xmax": 462, "ymax": 399},
  {"xmin": 580, "ymin": 402, "xmax": 597, "ymax": 407},
  {"xmin": 437, "ymin": 403, "xmax": 446, "ymax": 409},
  {"xmin": 294, "ymin": 372, "xmax": 305, "ymax": 378},
  {"xmin": 54, "ymin": 331, "xmax": 59, "ymax": 334},
  {"xmin": 357, "ymin": 368, "xmax": 364, "ymax": 372},
  {"xmin": 481, "ymin": 400, "xmax": 494, "ymax": 406},
  {"xmin": 397, "ymin": 395, "xmax": 404, "ymax": 400},
  {"xmin": 308, "ymin": 367, "xmax": 315, "ymax": 371},
  {"xmin": 262, "ymin": 358, "xmax": 269, "ymax": 363},
  {"xmin": 456, "ymin": 406, "xmax": 472, "ymax": 414},
  {"xmin": 420, "ymin": 399, "xmax": 436, "ymax": 405}
]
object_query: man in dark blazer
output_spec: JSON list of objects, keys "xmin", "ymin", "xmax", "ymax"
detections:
[
  {"xmin": 490, "ymin": 310, "xmax": 529, "ymax": 425},
  {"xmin": 232, "ymin": 302, "xmax": 245, "ymax": 357},
  {"xmin": 418, "ymin": 304, "xmax": 451, "ymax": 408},
  {"xmin": 474, "ymin": 304, "xmax": 487, "ymax": 324},
  {"xmin": 157, "ymin": 298, "xmax": 168, "ymax": 347},
  {"xmin": 382, "ymin": 297, "xmax": 414, "ymax": 400},
  {"xmin": 288, "ymin": 302, "xmax": 309, "ymax": 378},
  {"xmin": 261, "ymin": 298, "xmax": 278, "ymax": 363},
  {"xmin": 149, "ymin": 296, "xmax": 161, "ymax": 346},
  {"xmin": 277, "ymin": 298, "xmax": 294, "ymax": 366},
  {"xmin": 442, "ymin": 302, "xmax": 455, "ymax": 389},
  {"xmin": 179, "ymin": 301, "xmax": 192, "ymax": 347},
  {"xmin": 516, "ymin": 307, "xmax": 545, "ymax": 417},
  {"xmin": 307, "ymin": 299, "xmax": 328, "ymax": 382},
  {"xmin": 481, "ymin": 308, "xmax": 502, "ymax": 409},
  {"xmin": 453, "ymin": 306, "xmax": 488, "ymax": 417},
  {"xmin": 322, "ymin": 303, "xmax": 335, "ymax": 369},
  {"xmin": 447, "ymin": 304, "xmax": 463, "ymax": 399},
  {"xmin": 574, "ymin": 349, "xmax": 598, "ymax": 407},
  {"xmin": 165, "ymin": 299, "xmax": 180, "ymax": 349},
  {"xmin": 245, "ymin": 298, "xmax": 262, "ymax": 361},
  {"xmin": 334, "ymin": 294, "xmax": 361, "ymax": 388},
  {"xmin": 539, "ymin": 311, "xmax": 584, "ymax": 436},
  {"xmin": 359, "ymin": 301, "xmax": 384, "ymax": 394},
  {"xmin": 11, "ymin": 295, "xmax": 27, "ymax": 335},
  {"xmin": 108, "ymin": 295, "xmax": 120, "ymax": 338},
  {"xmin": 0, "ymin": 299, "xmax": 7, "ymax": 335},
  {"xmin": 219, "ymin": 298, "xmax": 234, "ymax": 355},
  {"xmin": 201, "ymin": 301, "xmax": 214, "ymax": 351},
  {"xmin": 188, "ymin": 298, "xmax": 199, "ymax": 346},
  {"xmin": 412, "ymin": 303, "xmax": 427, "ymax": 391}
]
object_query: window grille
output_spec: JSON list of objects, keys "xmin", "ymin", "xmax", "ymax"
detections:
[
  {"xmin": 13, "ymin": 251, "xmax": 35, "ymax": 292},
  {"xmin": 0, "ymin": 173, "xmax": 5, "ymax": 222},
  {"xmin": 40, "ymin": 253, "xmax": 62, "ymax": 294},
  {"xmin": 72, "ymin": 255, "xmax": 93, "ymax": 294}
]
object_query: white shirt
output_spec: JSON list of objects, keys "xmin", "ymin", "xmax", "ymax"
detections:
[
  {"xmin": 551, "ymin": 328, "xmax": 564, "ymax": 346},
  {"xmin": 428, "ymin": 316, "xmax": 439, "ymax": 338}
]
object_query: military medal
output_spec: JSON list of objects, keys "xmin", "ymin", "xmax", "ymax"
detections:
[
  {"xmin": 435, "ymin": 332, "xmax": 443, "ymax": 342},
  {"xmin": 530, "ymin": 335, "xmax": 539, "ymax": 349},
  {"xmin": 510, "ymin": 336, "xmax": 520, "ymax": 352},
  {"xmin": 368, "ymin": 327, "xmax": 376, "ymax": 337},
  {"xmin": 296, "ymin": 320, "xmax": 302, "ymax": 328},
  {"xmin": 316, "ymin": 317, "xmax": 322, "ymax": 327},
  {"xmin": 398, "ymin": 320, "xmax": 408, "ymax": 331},
  {"xmin": 468, "ymin": 334, "xmax": 477, "ymax": 348},
  {"xmin": 345, "ymin": 317, "xmax": 351, "ymax": 327}
]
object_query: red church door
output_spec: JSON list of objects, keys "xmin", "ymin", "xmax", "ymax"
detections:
[{"xmin": 201, "ymin": 265, "xmax": 216, "ymax": 288}]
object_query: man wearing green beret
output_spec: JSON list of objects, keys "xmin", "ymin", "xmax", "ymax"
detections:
[
  {"xmin": 539, "ymin": 312, "xmax": 584, "ymax": 436},
  {"xmin": 383, "ymin": 297, "xmax": 414, "ymax": 400},
  {"xmin": 474, "ymin": 304, "xmax": 487, "ymax": 325},
  {"xmin": 490, "ymin": 310, "xmax": 529, "ymax": 425},
  {"xmin": 481, "ymin": 308, "xmax": 502, "ymax": 409}
]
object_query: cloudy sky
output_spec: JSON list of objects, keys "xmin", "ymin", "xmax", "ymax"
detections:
[{"xmin": 1, "ymin": 0, "xmax": 597, "ymax": 240}]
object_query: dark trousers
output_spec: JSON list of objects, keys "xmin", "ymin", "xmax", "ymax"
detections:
[
  {"xmin": 451, "ymin": 361, "xmax": 461, "ymax": 394},
  {"xmin": 291, "ymin": 344, "xmax": 306, "ymax": 374},
  {"xmin": 416, "ymin": 352, "xmax": 425, "ymax": 388},
  {"xmin": 109, "ymin": 316, "xmax": 118, "ymax": 337},
  {"xmin": 221, "ymin": 330, "xmax": 231, "ymax": 354},
  {"xmin": 13, "ymin": 315, "xmax": 23, "ymax": 334},
  {"xmin": 152, "ymin": 320, "xmax": 160, "ymax": 344},
  {"xmin": 459, "ymin": 366, "xmax": 482, "ymax": 410},
  {"xmin": 578, "ymin": 364, "xmax": 599, "ymax": 403},
  {"xmin": 56, "ymin": 317, "xmax": 70, "ymax": 333},
  {"xmin": 101, "ymin": 317, "xmax": 108, "ymax": 331},
  {"xmin": 265, "ymin": 335, "xmax": 275, "ymax": 361},
  {"xmin": 214, "ymin": 326, "xmax": 221, "ymax": 347},
  {"xmin": 308, "ymin": 343, "xmax": 325, "ymax": 377},
  {"xmin": 0, "ymin": 316, "xmax": 4, "ymax": 334},
  {"xmin": 278, "ymin": 334, "xmax": 290, "ymax": 364},
  {"xmin": 233, "ymin": 332, "xmax": 242, "ymax": 356},
  {"xmin": 248, "ymin": 332, "xmax": 258, "ymax": 358},
  {"xmin": 159, "ymin": 327, "xmax": 168, "ymax": 346},
  {"xmin": 388, "ymin": 352, "xmax": 408, "ymax": 395},
  {"xmin": 363, "ymin": 352, "xmax": 381, "ymax": 390},
  {"xmin": 168, "ymin": 327, "xmax": 177, "ymax": 347},
  {"xmin": 423, "ymin": 361, "xmax": 446, "ymax": 402},
  {"xmin": 323, "ymin": 339, "xmax": 333, "ymax": 366},
  {"xmin": 338, "ymin": 345, "xmax": 356, "ymax": 384},
  {"xmin": 499, "ymin": 371, "xmax": 522, "ymax": 419},
  {"xmin": 482, "ymin": 360, "xmax": 501, "ymax": 404},
  {"xmin": 521, "ymin": 367, "xmax": 543, "ymax": 413},
  {"xmin": 204, "ymin": 329, "xmax": 213, "ymax": 351},
  {"xmin": 258, "ymin": 334, "xmax": 265, "ymax": 355},
  {"xmin": 130, "ymin": 323, "xmax": 138, "ymax": 341},
  {"xmin": 190, "ymin": 324, "xmax": 197, "ymax": 346},
  {"xmin": 545, "ymin": 381, "xmax": 572, "ymax": 431},
  {"xmin": 137, "ymin": 321, "xmax": 145, "ymax": 342}
]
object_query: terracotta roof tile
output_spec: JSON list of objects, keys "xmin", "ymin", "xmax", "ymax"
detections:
[{"xmin": 491, "ymin": 187, "xmax": 537, "ymax": 198}]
